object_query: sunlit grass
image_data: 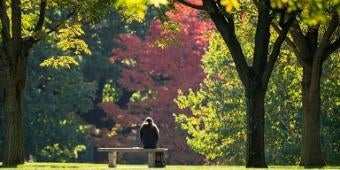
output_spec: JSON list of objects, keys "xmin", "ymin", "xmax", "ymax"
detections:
[{"xmin": 0, "ymin": 163, "xmax": 339, "ymax": 169}]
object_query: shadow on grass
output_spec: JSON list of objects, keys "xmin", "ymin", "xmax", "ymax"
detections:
[
  {"xmin": 27, "ymin": 165, "xmax": 80, "ymax": 168},
  {"xmin": 0, "ymin": 164, "xmax": 18, "ymax": 168}
]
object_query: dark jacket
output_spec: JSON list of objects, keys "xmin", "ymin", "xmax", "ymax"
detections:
[{"xmin": 139, "ymin": 123, "xmax": 159, "ymax": 148}]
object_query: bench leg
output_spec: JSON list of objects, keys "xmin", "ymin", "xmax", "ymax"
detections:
[
  {"xmin": 148, "ymin": 152, "xmax": 155, "ymax": 167},
  {"xmin": 108, "ymin": 152, "xmax": 117, "ymax": 168}
]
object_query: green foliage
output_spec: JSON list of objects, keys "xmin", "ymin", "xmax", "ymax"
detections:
[
  {"xmin": 150, "ymin": 21, "xmax": 182, "ymax": 49},
  {"xmin": 114, "ymin": 0, "xmax": 168, "ymax": 22},
  {"xmin": 40, "ymin": 56, "xmax": 79, "ymax": 69},
  {"xmin": 1, "ymin": 10, "xmax": 154, "ymax": 162},
  {"xmin": 175, "ymin": 32, "xmax": 340, "ymax": 164},
  {"xmin": 129, "ymin": 90, "xmax": 156, "ymax": 103},
  {"xmin": 121, "ymin": 58, "xmax": 137, "ymax": 67},
  {"xmin": 55, "ymin": 23, "xmax": 92, "ymax": 55},
  {"xmin": 114, "ymin": 0, "xmax": 148, "ymax": 22},
  {"xmin": 102, "ymin": 80, "xmax": 123, "ymax": 103},
  {"xmin": 39, "ymin": 135, "xmax": 86, "ymax": 162},
  {"xmin": 0, "ymin": 0, "xmax": 118, "ymax": 69},
  {"xmin": 265, "ymin": 49, "xmax": 302, "ymax": 165},
  {"xmin": 40, "ymin": 23, "xmax": 91, "ymax": 68},
  {"xmin": 175, "ymin": 34, "xmax": 246, "ymax": 164},
  {"xmin": 320, "ymin": 52, "xmax": 340, "ymax": 164},
  {"xmin": 270, "ymin": 0, "xmax": 340, "ymax": 25},
  {"xmin": 23, "ymin": 42, "xmax": 97, "ymax": 162}
]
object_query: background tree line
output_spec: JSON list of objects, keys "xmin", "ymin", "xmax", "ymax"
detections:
[{"xmin": 0, "ymin": 0, "xmax": 339, "ymax": 167}]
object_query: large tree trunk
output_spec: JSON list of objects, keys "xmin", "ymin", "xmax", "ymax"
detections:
[
  {"xmin": 245, "ymin": 83, "xmax": 267, "ymax": 167},
  {"xmin": 300, "ymin": 66, "xmax": 326, "ymax": 167},
  {"xmin": 2, "ymin": 67, "xmax": 26, "ymax": 165},
  {"xmin": 1, "ymin": 50, "xmax": 28, "ymax": 165}
]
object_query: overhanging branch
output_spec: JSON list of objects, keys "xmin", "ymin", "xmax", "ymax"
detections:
[
  {"xmin": 11, "ymin": 0, "xmax": 22, "ymax": 44},
  {"xmin": 290, "ymin": 22, "xmax": 310, "ymax": 62},
  {"xmin": 262, "ymin": 12, "xmax": 297, "ymax": 84},
  {"xmin": 271, "ymin": 22, "xmax": 297, "ymax": 53},
  {"xmin": 323, "ymin": 38, "xmax": 340, "ymax": 62},
  {"xmin": 306, "ymin": 25, "xmax": 319, "ymax": 50},
  {"xmin": 0, "ymin": 47, "xmax": 8, "ymax": 67},
  {"xmin": 176, "ymin": 0, "xmax": 203, "ymax": 10},
  {"xmin": 46, "ymin": 10, "xmax": 76, "ymax": 35},
  {"xmin": 271, "ymin": 22, "xmax": 308, "ymax": 67},
  {"xmin": 23, "ymin": 36, "xmax": 39, "ymax": 50},
  {"xmin": 310, "ymin": 13, "xmax": 338, "ymax": 92},
  {"xmin": 34, "ymin": 0, "xmax": 47, "ymax": 33},
  {"xmin": 203, "ymin": 0, "xmax": 249, "ymax": 86},
  {"xmin": 315, "ymin": 13, "xmax": 338, "ymax": 57},
  {"xmin": 0, "ymin": 0, "xmax": 10, "ymax": 43},
  {"xmin": 253, "ymin": 5, "xmax": 272, "ymax": 75}
]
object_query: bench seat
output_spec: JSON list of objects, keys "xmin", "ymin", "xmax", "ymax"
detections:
[{"xmin": 97, "ymin": 147, "xmax": 168, "ymax": 167}]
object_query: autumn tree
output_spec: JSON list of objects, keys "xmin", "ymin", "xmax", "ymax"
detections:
[
  {"xmin": 80, "ymin": 12, "xmax": 154, "ymax": 129},
  {"xmin": 172, "ymin": 0, "xmax": 298, "ymax": 167},
  {"xmin": 97, "ymin": 4, "xmax": 213, "ymax": 163}
]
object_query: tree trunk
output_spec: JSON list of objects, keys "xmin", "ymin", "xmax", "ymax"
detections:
[
  {"xmin": 2, "ymin": 69, "xmax": 26, "ymax": 165},
  {"xmin": 245, "ymin": 83, "xmax": 267, "ymax": 167},
  {"xmin": 300, "ymin": 67, "xmax": 326, "ymax": 167}
]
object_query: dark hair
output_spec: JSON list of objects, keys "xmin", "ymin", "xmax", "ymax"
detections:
[{"xmin": 145, "ymin": 117, "xmax": 153, "ymax": 124}]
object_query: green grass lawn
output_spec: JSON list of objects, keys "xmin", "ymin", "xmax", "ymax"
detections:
[{"xmin": 0, "ymin": 163, "xmax": 339, "ymax": 170}]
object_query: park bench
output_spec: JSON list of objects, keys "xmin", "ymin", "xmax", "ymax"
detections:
[{"xmin": 97, "ymin": 147, "xmax": 168, "ymax": 168}]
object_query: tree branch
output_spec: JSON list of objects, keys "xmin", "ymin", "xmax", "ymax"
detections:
[
  {"xmin": 271, "ymin": 22, "xmax": 299, "ymax": 55},
  {"xmin": 262, "ymin": 12, "xmax": 297, "ymax": 85},
  {"xmin": 203, "ymin": 0, "xmax": 249, "ymax": 86},
  {"xmin": 0, "ymin": 47, "xmax": 6, "ymax": 62},
  {"xmin": 271, "ymin": 21, "xmax": 309, "ymax": 69},
  {"xmin": 0, "ymin": 47, "xmax": 9, "ymax": 70},
  {"xmin": 315, "ymin": 13, "xmax": 338, "ymax": 57},
  {"xmin": 323, "ymin": 38, "xmax": 340, "ymax": 62},
  {"xmin": 0, "ymin": 47, "xmax": 5, "ymax": 57},
  {"xmin": 0, "ymin": 0, "xmax": 10, "ymax": 43},
  {"xmin": 290, "ymin": 21, "xmax": 311, "ymax": 66},
  {"xmin": 253, "ymin": 2, "xmax": 272, "ymax": 76},
  {"xmin": 176, "ymin": 0, "xmax": 204, "ymax": 10},
  {"xmin": 34, "ymin": 0, "xmax": 47, "ymax": 33},
  {"xmin": 25, "ymin": 9, "xmax": 75, "ymax": 50},
  {"xmin": 11, "ymin": 0, "xmax": 22, "ymax": 44},
  {"xmin": 23, "ymin": 37, "xmax": 39, "ymax": 50},
  {"xmin": 310, "ymin": 13, "xmax": 339, "ymax": 92},
  {"xmin": 306, "ymin": 25, "xmax": 319, "ymax": 52},
  {"xmin": 46, "ymin": 10, "xmax": 76, "ymax": 35}
]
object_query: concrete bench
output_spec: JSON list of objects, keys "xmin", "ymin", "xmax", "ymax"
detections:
[{"xmin": 97, "ymin": 147, "xmax": 168, "ymax": 167}]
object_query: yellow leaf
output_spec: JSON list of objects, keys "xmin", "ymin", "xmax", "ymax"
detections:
[
  {"xmin": 40, "ymin": 56, "xmax": 79, "ymax": 69},
  {"xmin": 149, "ymin": 0, "xmax": 168, "ymax": 7},
  {"xmin": 221, "ymin": 0, "xmax": 239, "ymax": 12},
  {"xmin": 226, "ymin": 4, "xmax": 233, "ymax": 12}
]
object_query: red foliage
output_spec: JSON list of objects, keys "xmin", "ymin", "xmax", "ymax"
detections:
[{"xmin": 96, "ymin": 4, "xmax": 213, "ymax": 164}]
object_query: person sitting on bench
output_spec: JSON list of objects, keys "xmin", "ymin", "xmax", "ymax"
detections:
[
  {"xmin": 139, "ymin": 117, "xmax": 165, "ymax": 167},
  {"xmin": 140, "ymin": 117, "xmax": 159, "ymax": 148}
]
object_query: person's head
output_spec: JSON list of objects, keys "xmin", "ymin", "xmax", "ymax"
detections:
[{"xmin": 144, "ymin": 117, "xmax": 153, "ymax": 125}]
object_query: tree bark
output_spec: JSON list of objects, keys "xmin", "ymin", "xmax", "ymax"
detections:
[
  {"xmin": 1, "ymin": 49, "xmax": 28, "ymax": 165},
  {"xmin": 245, "ymin": 82, "xmax": 267, "ymax": 167},
  {"xmin": 2, "ymin": 75, "xmax": 25, "ymax": 165},
  {"xmin": 300, "ymin": 66, "xmax": 326, "ymax": 167}
]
